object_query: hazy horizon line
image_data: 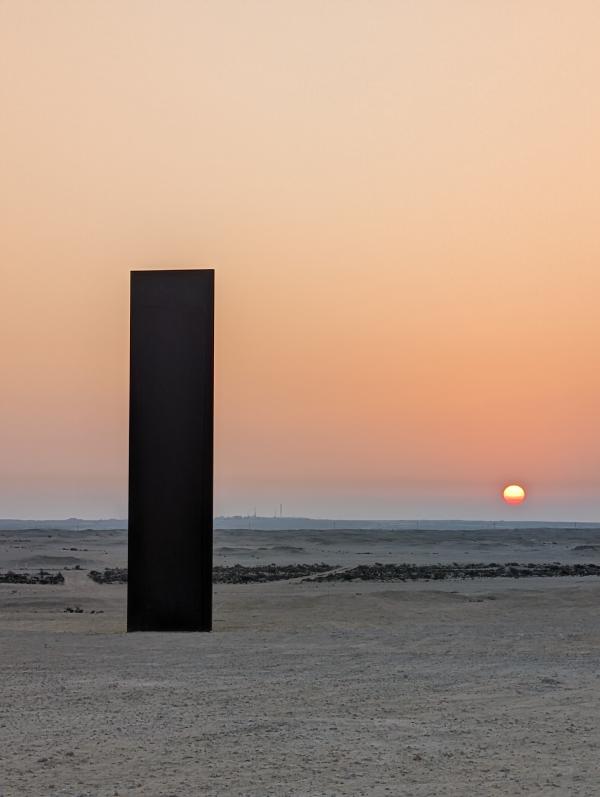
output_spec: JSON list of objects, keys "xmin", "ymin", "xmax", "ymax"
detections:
[{"xmin": 1, "ymin": 515, "xmax": 599, "ymax": 526}]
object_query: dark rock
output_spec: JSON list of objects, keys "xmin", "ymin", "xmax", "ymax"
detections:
[
  {"xmin": 0, "ymin": 569, "xmax": 65, "ymax": 585},
  {"xmin": 307, "ymin": 562, "xmax": 600, "ymax": 583},
  {"xmin": 88, "ymin": 563, "xmax": 338, "ymax": 585}
]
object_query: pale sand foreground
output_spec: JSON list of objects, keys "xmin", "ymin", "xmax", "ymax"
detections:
[{"xmin": 2, "ymin": 530, "xmax": 600, "ymax": 796}]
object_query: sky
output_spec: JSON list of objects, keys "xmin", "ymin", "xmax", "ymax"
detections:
[{"xmin": 1, "ymin": 0, "xmax": 599, "ymax": 521}]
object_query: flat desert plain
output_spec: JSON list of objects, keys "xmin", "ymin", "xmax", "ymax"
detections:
[{"xmin": 2, "ymin": 527, "xmax": 600, "ymax": 796}]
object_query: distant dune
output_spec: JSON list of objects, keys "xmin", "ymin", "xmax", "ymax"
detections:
[{"xmin": 0, "ymin": 518, "xmax": 127, "ymax": 531}]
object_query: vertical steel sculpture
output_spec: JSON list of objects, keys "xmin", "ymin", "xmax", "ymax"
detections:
[{"xmin": 128, "ymin": 269, "xmax": 214, "ymax": 631}]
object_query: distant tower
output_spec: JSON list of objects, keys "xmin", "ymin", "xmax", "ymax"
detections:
[{"xmin": 128, "ymin": 269, "xmax": 214, "ymax": 632}]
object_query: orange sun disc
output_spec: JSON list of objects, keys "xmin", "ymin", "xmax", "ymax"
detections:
[{"xmin": 503, "ymin": 484, "xmax": 526, "ymax": 505}]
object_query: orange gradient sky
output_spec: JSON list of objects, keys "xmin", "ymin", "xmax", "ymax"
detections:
[{"xmin": 1, "ymin": 1, "xmax": 599, "ymax": 519}]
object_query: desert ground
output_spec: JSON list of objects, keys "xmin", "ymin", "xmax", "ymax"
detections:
[{"xmin": 2, "ymin": 527, "xmax": 600, "ymax": 796}]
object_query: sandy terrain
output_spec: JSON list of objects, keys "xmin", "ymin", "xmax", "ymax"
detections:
[{"xmin": 2, "ymin": 528, "xmax": 600, "ymax": 796}]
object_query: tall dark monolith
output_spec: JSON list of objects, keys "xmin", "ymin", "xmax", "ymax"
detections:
[{"xmin": 128, "ymin": 269, "xmax": 214, "ymax": 631}]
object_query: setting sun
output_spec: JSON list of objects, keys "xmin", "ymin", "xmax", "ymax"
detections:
[{"xmin": 503, "ymin": 484, "xmax": 526, "ymax": 505}]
